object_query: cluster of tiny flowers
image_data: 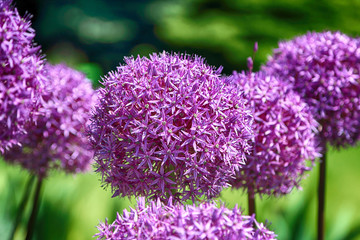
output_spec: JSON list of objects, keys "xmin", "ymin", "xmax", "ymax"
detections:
[
  {"xmin": 95, "ymin": 197, "xmax": 277, "ymax": 240},
  {"xmin": 227, "ymin": 71, "xmax": 320, "ymax": 196},
  {"xmin": 0, "ymin": 0, "xmax": 46, "ymax": 152},
  {"xmin": 3, "ymin": 64, "xmax": 96, "ymax": 178},
  {"xmin": 264, "ymin": 31, "xmax": 360, "ymax": 148},
  {"xmin": 89, "ymin": 51, "xmax": 254, "ymax": 202}
]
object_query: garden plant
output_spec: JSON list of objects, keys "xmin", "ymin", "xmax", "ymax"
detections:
[{"xmin": 1, "ymin": 0, "xmax": 360, "ymax": 240}]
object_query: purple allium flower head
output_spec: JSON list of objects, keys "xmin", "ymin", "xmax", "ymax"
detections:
[
  {"xmin": 3, "ymin": 64, "xmax": 96, "ymax": 178},
  {"xmin": 227, "ymin": 71, "xmax": 320, "ymax": 196},
  {"xmin": 0, "ymin": 0, "xmax": 46, "ymax": 152},
  {"xmin": 89, "ymin": 51, "xmax": 254, "ymax": 202},
  {"xmin": 264, "ymin": 31, "xmax": 360, "ymax": 148},
  {"xmin": 95, "ymin": 197, "xmax": 277, "ymax": 240}
]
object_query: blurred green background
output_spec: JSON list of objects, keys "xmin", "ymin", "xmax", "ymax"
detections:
[{"xmin": 1, "ymin": 0, "xmax": 360, "ymax": 239}]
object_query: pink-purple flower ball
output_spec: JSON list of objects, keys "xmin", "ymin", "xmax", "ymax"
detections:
[
  {"xmin": 3, "ymin": 64, "xmax": 96, "ymax": 178},
  {"xmin": 264, "ymin": 31, "xmax": 360, "ymax": 148},
  {"xmin": 0, "ymin": 0, "xmax": 46, "ymax": 152},
  {"xmin": 227, "ymin": 71, "xmax": 319, "ymax": 196},
  {"xmin": 89, "ymin": 52, "xmax": 254, "ymax": 202},
  {"xmin": 95, "ymin": 197, "xmax": 277, "ymax": 240}
]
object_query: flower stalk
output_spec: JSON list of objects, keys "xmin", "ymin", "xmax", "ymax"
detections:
[
  {"xmin": 9, "ymin": 174, "xmax": 35, "ymax": 240},
  {"xmin": 318, "ymin": 144, "xmax": 327, "ymax": 240},
  {"xmin": 25, "ymin": 177, "xmax": 43, "ymax": 240},
  {"xmin": 248, "ymin": 187, "xmax": 256, "ymax": 217}
]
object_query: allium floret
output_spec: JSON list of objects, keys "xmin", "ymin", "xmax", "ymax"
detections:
[
  {"xmin": 0, "ymin": 0, "xmax": 46, "ymax": 152},
  {"xmin": 3, "ymin": 64, "xmax": 96, "ymax": 178},
  {"xmin": 89, "ymin": 51, "xmax": 254, "ymax": 202},
  {"xmin": 264, "ymin": 31, "xmax": 360, "ymax": 147},
  {"xmin": 95, "ymin": 197, "xmax": 277, "ymax": 240},
  {"xmin": 227, "ymin": 71, "xmax": 320, "ymax": 196}
]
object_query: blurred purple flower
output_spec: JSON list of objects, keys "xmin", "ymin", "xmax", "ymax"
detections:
[
  {"xmin": 227, "ymin": 71, "xmax": 320, "ymax": 196},
  {"xmin": 95, "ymin": 197, "xmax": 277, "ymax": 240},
  {"xmin": 264, "ymin": 31, "xmax": 360, "ymax": 147},
  {"xmin": 89, "ymin": 51, "xmax": 254, "ymax": 202},
  {"xmin": 3, "ymin": 64, "xmax": 96, "ymax": 178},
  {"xmin": 0, "ymin": 0, "xmax": 46, "ymax": 152}
]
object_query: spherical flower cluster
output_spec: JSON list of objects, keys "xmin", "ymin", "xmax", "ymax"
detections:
[
  {"xmin": 0, "ymin": 0, "xmax": 46, "ymax": 152},
  {"xmin": 227, "ymin": 71, "xmax": 319, "ymax": 196},
  {"xmin": 89, "ymin": 51, "xmax": 254, "ymax": 202},
  {"xmin": 3, "ymin": 64, "xmax": 96, "ymax": 178},
  {"xmin": 264, "ymin": 31, "xmax": 360, "ymax": 148},
  {"xmin": 95, "ymin": 197, "xmax": 277, "ymax": 240}
]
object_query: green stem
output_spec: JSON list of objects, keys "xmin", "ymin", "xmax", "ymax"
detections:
[
  {"xmin": 318, "ymin": 144, "xmax": 327, "ymax": 240},
  {"xmin": 8, "ymin": 174, "xmax": 35, "ymax": 240},
  {"xmin": 25, "ymin": 177, "xmax": 43, "ymax": 240}
]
